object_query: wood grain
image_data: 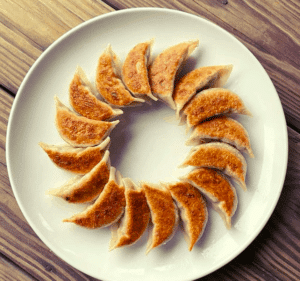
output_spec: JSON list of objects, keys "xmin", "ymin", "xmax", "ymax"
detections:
[
  {"xmin": 0, "ymin": 254, "xmax": 35, "ymax": 281},
  {"xmin": 103, "ymin": 0, "xmax": 300, "ymax": 131},
  {"xmin": 0, "ymin": 0, "xmax": 114, "ymax": 94}
]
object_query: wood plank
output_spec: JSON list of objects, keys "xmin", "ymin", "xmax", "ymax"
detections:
[
  {"xmin": 103, "ymin": 0, "xmax": 300, "ymax": 131},
  {"xmin": 0, "ymin": 0, "xmax": 114, "ymax": 94},
  {"xmin": 0, "ymin": 254, "xmax": 36, "ymax": 281},
  {"xmin": 0, "ymin": 89, "xmax": 99, "ymax": 280}
]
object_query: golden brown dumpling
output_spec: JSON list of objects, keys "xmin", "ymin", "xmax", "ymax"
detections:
[
  {"xmin": 182, "ymin": 168, "xmax": 237, "ymax": 229},
  {"xmin": 39, "ymin": 137, "xmax": 110, "ymax": 174},
  {"xmin": 69, "ymin": 66, "xmax": 123, "ymax": 121},
  {"xmin": 55, "ymin": 96, "xmax": 118, "ymax": 147},
  {"xmin": 164, "ymin": 181, "xmax": 208, "ymax": 251},
  {"xmin": 122, "ymin": 40, "xmax": 157, "ymax": 101},
  {"xmin": 186, "ymin": 115, "xmax": 254, "ymax": 158},
  {"xmin": 110, "ymin": 178, "xmax": 151, "ymax": 250},
  {"xmin": 47, "ymin": 150, "xmax": 111, "ymax": 203},
  {"xmin": 181, "ymin": 142, "xmax": 247, "ymax": 191},
  {"xmin": 63, "ymin": 167, "xmax": 125, "ymax": 228},
  {"xmin": 142, "ymin": 182, "xmax": 179, "ymax": 254},
  {"xmin": 173, "ymin": 65, "xmax": 233, "ymax": 117},
  {"xmin": 181, "ymin": 88, "xmax": 252, "ymax": 128},
  {"xmin": 148, "ymin": 40, "xmax": 199, "ymax": 109},
  {"xmin": 95, "ymin": 44, "xmax": 144, "ymax": 107}
]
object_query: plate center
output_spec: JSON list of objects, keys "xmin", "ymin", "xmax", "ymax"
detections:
[{"xmin": 108, "ymin": 101, "xmax": 192, "ymax": 184}]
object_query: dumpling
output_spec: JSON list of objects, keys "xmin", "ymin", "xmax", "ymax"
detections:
[
  {"xmin": 164, "ymin": 181, "xmax": 208, "ymax": 251},
  {"xmin": 142, "ymin": 182, "xmax": 179, "ymax": 254},
  {"xmin": 186, "ymin": 115, "xmax": 254, "ymax": 158},
  {"xmin": 39, "ymin": 137, "xmax": 110, "ymax": 174},
  {"xmin": 182, "ymin": 168, "xmax": 237, "ymax": 229},
  {"xmin": 63, "ymin": 167, "xmax": 126, "ymax": 228},
  {"xmin": 180, "ymin": 142, "xmax": 247, "ymax": 191},
  {"xmin": 148, "ymin": 40, "xmax": 199, "ymax": 109},
  {"xmin": 173, "ymin": 65, "xmax": 233, "ymax": 117},
  {"xmin": 110, "ymin": 178, "xmax": 151, "ymax": 250},
  {"xmin": 47, "ymin": 150, "xmax": 111, "ymax": 203},
  {"xmin": 55, "ymin": 96, "xmax": 118, "ymax": 147},
  {"xmin": 69, "ymin": 66, "xmax": 123, "ymax": 121},
  {"xmin": 122, "ymin": 40, "xmax": 157, "ymax": 101},
  {"xmin": 181, "ymin": 88, "xmax": 252, "ymax": 128},
  {"xmin": 95, "ymin": 44, "xmax": 144, "ymax": 107}
]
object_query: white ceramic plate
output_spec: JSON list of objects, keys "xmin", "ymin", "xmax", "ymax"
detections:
[{"xmin": 6, "ymin": 8, "xmax": 288, "ymax": 281}]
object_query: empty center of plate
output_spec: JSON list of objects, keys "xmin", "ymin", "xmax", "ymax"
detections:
[{"xmin": 108, "ymin": 101, "xmax": 192, "ymax": 183}]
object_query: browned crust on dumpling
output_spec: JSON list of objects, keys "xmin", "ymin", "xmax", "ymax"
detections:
[
  {"xmin": 95, "ymin": 45, "xmax": 144, "ymax": 107},
  {"xmin": 181, "ymin": 142, "xmax": 247, "ymax": 191},
  {"xmin": 183, "ymin": 168, "xmax": 237, "ymax": 229},
  {"xmin": 182, "ymin": 88, "xmax": 252, "ymax": 128},
  {"xmin": 122, "ymin": 41, "xmax": 156, "ymax": 101},
  {"xmin": 142, "ymin": 182, "xmax": 178, "ymax": 253},
  {"xmin": 173, "ymin": 65, "xmax": 233, "ymax": 115},
  {"xmin": 110, "ymin": 179, "xmax": 150, "ymax": 249},
  {"xmin": 63, "ymin": 167, "xmax": 125, "ymax": 228},
  {"xmin": 47, "ymin": 151, "xmax": 111, "ymax": 203},
  {"xmin": 149, "ymin": 40, "xmax": 199, "ymax": 108},
  {"xmin": 69, "ymin": 67, "xmax": 122, "ymax": 121},
  {"xmin": 55, "ymin": 96, "xmax": 118, "ymax": 147},
  {"xmin": 186, "ymin": 115, "xmax": 254, "ymax": 157},
  {"xmin": 165, "ymin": 181, "xmax": 207, "ymax": 251},
  {"xmin": 39, "ymin": 137, "xmax": 110, "ymax": 174}
]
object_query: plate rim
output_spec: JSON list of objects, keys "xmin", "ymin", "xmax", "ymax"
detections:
[{"xmin": 6, "ymin": 6, "xmax": 288, "ymax": 281}]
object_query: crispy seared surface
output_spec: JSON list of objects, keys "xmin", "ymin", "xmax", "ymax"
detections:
[
  {"xmin": 69, "ymin": 73, "xmax": 116, "ymax": 121},
  {"xmin": 188, "ymin": 116, "xmax": 254, "ymax": 157},
  {"xmin": 96, "ymin": 47, "xmax": 137, "ymax": 106},
  {"xmin": 166, "ymin": 181, "xmax": 207, "ymax": 251},
  {"xmin": 122, "ymin": 42, "xmax": 152, "ymax": 97},
  {"xmin": 149, "ymin": 41, "xmax": 198, "ymax": 97},
  {"xmin": 61, "ymin": 158, "xmax": 110, "ymax": 203},
  {"xmin": 39, "ymin": 143, "xmax": 105, "ymax": 174},
  {"xmin": 55, "ymin": 99, "xmax": 116, "ymax": 147},
  {"xmin": 182, "ymin": 143, "xmax": 246, "ymax": 187},
  {"xmin": 64, "ymin": 179, "xmax": 125, "ymax": 228},
  {"xmin": 173, "ymin": 65, "xmax": 232, "ymax": 112},
  {"xmin": 186, "ymin": 168, "xmax": 236, "ymax": 218},
  {"xmin": 183, "ymin": 88, "xmax": 251, "ymax": 127},
  {"xmin": 114, "ymin": 188, "xmax": 150, "ymax": 247},
  {"xmin": 142, "ymin": 183, "xmax": 177, "ymax": 250}
]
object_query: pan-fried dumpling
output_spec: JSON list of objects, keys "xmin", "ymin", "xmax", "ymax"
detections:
[
  {"xmin": 181, "ymin": 88, "xmax": 252, "ymax": 128},
  {"xmin": 39, "ymin": 137, "xmax": 110, "ymax": 174},
  {"xmin": 69, "ymin": 66, "xmax": 123, "ymax": 121},
  {"xmin": 182, "ymin": 168, "xmax": 237, "ymax": 229},
  {"xmin": 148, "ymin": 40, "xmax": 199, "ymax": 109},
  {"xmin": 173, "ymin": 65, "xmax": 233, "ymax": 117},
  {"xmin": 142, "ymin": 182, "xmax": 179, "ymax": 254},
  {"xmin": 63, "ymin": 167, "xmax": 125, "ymax": 228},
  {"xmin": 180, "ymin": 142, "xmax": 247, "ymax": 191},
  {"xmin": 47, "ymin": 150, "xmax": 111, "ymax": 203},
  {"xmin": 55, "ymin": 96, "xmax": 118, "ymax": 147},
  {"xmin": 95, "ymin": 44, "xmax": 144, "ymax": 107},
  {"xmin": 164, "ymin": 181, "xmax": 208, "ymax": 251},
  {"xmin": 186, "ymin": 115, "xmax": 254, "ymax": 158},
  {"xmin": 122, "ymin": 40, "xmax": 157, "ymax": 101},
  {"xmin": 110, "ymin": 178, "xmax": 151, "ymax": 250}
]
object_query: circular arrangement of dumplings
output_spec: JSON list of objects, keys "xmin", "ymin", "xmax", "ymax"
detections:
[{"xmin": 39, "ymin": 39, "xmax": 253, "ymax": 253}]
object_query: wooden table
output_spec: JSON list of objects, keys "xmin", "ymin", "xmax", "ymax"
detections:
[{"xmin": 1, "ymin": 1, "xmax": 300, "ymax": 280}]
